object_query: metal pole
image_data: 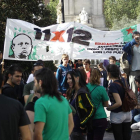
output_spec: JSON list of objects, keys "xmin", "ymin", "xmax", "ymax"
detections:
[{"xmin": 61, "ymin": 0, "xmax": 65, "ymax": 23}]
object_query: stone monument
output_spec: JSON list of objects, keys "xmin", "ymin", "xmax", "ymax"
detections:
[
  {"xmin": 56, "ymin": 0, "xmax": 62, "ymax": 24},
  {"xmin": 76, "ymin": 7, "xmax": 93, "ymax": 27},
  {"xmin": 64, "ymin": 0, "xmax": 108, "ymax": 30}
]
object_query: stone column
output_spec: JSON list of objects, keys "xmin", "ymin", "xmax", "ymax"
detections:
[
  {"xmin": 64, "ymin": 0, "xmax": 69, "ymax": 15},
  {"xmin": 69, "ymin": 0, "xmax": 74, "ymax": 15},
  {"xmin": 92, "ymin": 0, "xmax": 108, "ymax": 30},
  {"xmin": 64, "ymin": 0, "xmax": 75, "ymax": 22}
]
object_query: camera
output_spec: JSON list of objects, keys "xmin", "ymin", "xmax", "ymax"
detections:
[{"xmin": 135, "ymin": 37, "xmax": 140, "ymax": 41}]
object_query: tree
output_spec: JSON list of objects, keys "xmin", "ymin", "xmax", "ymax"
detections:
[
  {"xmin": 0, "ymin": 0, "xmax": 57, "ymax": 75},
  {"xmin": 104, "ymin": 0, "xmax": 139, "ymax": 29},
  {"xmin": 46, "ymin": 0, "xmax": 59, "ymax": 23}
]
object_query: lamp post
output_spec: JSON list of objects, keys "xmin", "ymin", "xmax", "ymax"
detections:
[{"xmin": 61, "ymin": 0, "xmax": 65, "ymax": 23}]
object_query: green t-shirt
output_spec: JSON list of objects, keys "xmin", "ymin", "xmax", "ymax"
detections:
[
  {"xmin": 34, "ymin": 94, "xmax": 72, "ymax": 140},
  {"xmin": 23, "ymin": 81, "xmax": 34, "ymax": 96},
  {"xmin": 87, "ymin": 83, "xmax": 109, "ymax": 119}
]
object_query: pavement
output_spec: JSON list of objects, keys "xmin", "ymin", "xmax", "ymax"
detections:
[
  {"xmin": 104, "ymin": 107, "xmax": 140, "ymax": 140},
  {"xmin": 103, "ymin": 130, "xmax": 140, "ymax": 140}
]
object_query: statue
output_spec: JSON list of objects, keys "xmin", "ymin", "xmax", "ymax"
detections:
[
  {"xmin": 79, "ymin": 7, "xmax": 89, "ymax": 24},
  {"xmin": 56, "ymin": 0, "xmax": 62, "ymax": 24}
]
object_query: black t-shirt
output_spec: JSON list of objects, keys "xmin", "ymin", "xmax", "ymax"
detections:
[
  {"xmin": 108, "ymin": 80, "xmax": 125, "ymax": 113},
  {"xmin": 76, "ymin": 63, "xmax": 83, "ymax": 68},
  {"xmin": 25, "ymin": 96, "xmax": 39, "ymax": 112},
  {"xmin": 2, "ymin": 83, "xmax": 17, "ymax": 100},
  {"xmin": 0, "ymin": 94, "xmax": 30, "ymax": 140}
]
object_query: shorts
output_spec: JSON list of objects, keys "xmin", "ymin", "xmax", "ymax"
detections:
[{"xmin": 110, "ymin": 111, "xmax": 132, "ymax": 124}]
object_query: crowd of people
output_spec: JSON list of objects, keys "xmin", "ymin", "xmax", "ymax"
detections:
[{"xmin": 0, "ymin": 31, "xmax": 140, "ymax": 140}]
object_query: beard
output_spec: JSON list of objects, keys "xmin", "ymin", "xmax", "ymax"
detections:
[
  {"xmin": 33, "ymin": 84, "xmax": 42, "ymax": 95},
  {"xmin": 18, "ymin": 53, "xmax": 27, "ymax": 59}
]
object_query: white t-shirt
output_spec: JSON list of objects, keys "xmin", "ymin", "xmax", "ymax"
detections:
[
  {"xmin": 131, "ymin": 45, "xmax": 140, "ymax": 71},
  {"xmin": 26, "ymin": 74, "xmax": 34, "ymax": 84}
]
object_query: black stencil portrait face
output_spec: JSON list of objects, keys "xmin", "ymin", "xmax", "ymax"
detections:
[{"xmin": 10, "ymin": 34, "xmax": 33, "ymax": 59}]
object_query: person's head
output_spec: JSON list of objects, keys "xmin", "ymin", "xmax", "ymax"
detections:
[
  {"xmin": 11, "ymin": 34, "xmax": 33, "ymax": 59},
  {"xmin": 33, "ymin": 61, "xmax": 44, "ymax": 74},
  {"xmin": 106, "ymin": 64, "xmax": 120, "ymax": 80},
  {"xmin": 135, "ymin": 76, "xmax": 140, "ymax": 88},
  {"xmin": 83, "ymin": 59, "xmax": 90, "ymax": 70},
  {"xmin": 132, "ymin": 31, "xmax": 140, "ymax": 39},
  {"xmin": 109, "ymin": 56, "xmax": 116, "ymax": 64},
  {"xmin": 0, "ymin": 51, "xmax": 3, "ymax": 60},
  {"xmin": 78, "ymin": 59, "xmax": 82, "ymax": 64},
  {"xmin": 90, "ymin": 68, "xmax": 101, "ymax": 85},
  {"xmin": 6, "ymin": 64, "xmax": 22, "ymax": 86},
  {"xmin": 65, "ymin": 69, "xmax": 87, "ymax": 89},
  {"xmin": 98, "ymin": 62, "xmax": 105, "ymax": 71},
  {"xmin": 34, "ymin": 68, "xmax": 62, "ymax": 101},
  {"xmin": 61, "ymin": 54, "xmax": 69, "ymax": 66}
]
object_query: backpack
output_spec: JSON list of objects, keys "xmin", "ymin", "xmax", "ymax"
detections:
[
  {"xmin": 76, "ymin": 86, "xmax": 99, "ymax": 131},
  {"xmin": 114, "ymin": 81, "xmax": 137, "ymax": 112},
  {"xmin": 120, "ymin": 52, "xmax": 130, "ymax": 75}
]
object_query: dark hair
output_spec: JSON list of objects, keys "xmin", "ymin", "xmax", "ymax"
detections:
[
  {"xmin": 109, "ymin": 56, "xmax": 116, "ymax": 61},
  {"xmin": 83, "ymin": 59, "xmax": 90, "ymax": 65},
  {"xmin": 135, "ymin": 75, "xmax": 140, "ymax": 84},
  {"xmin": 79, "ymin": 69, "xmax": 87, "ymax": 82},
  {"xmin": 34, "ymin": 68, "xmax": 62, "ymax": 101},
  {"xmin": 4, "ymin": 64, "xmax": 22, "ymax": 83},
  {"xmin": 106, "ymin": 64, "xmax": 120, "ymax": 79},
  {"xmin": 65, "ymin": 69, "xmax": 87, "ymax": 89},
  {"xmin": 65, "ymin": 69, "xmax": 88, "ymax": 100},
  {"xmin": 98, "ymin": 63, "xmax": 105, "ymax": 71},
  {"xmin": 107, "ymin": 64, "xmax": 126, "ymax": 90},
  {"xmin": 132, "ymin": 31, "xmax": 140, "ymax": 38},
  {"xmin": 0, "ymin": 72, "xmax": 3, "ymax": 88},
  {"xmin": 7, "ymin": 64, "xmax": 22, "ymax": 75}
]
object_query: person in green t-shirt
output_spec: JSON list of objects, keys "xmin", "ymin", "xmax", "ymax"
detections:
[
  {"xmin": 86, "ymin": 67, "xmax": 109, "ymax": 140},
  {"xmin": 34, "ymin": 68, "xmax": 74, "ymax": 140}
]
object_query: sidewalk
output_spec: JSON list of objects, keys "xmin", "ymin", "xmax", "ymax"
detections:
[{"xmin": 103, "ymin": 130, "xmax": 140, "ymax": 140}]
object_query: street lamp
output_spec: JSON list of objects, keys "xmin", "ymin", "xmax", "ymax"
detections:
[{"xmin": 61, "ymin": 0, "xmax": 65, "ymax": 23}]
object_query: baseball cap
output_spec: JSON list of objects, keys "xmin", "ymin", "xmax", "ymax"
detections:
[{"xmin": 33, "ymin": 62, "xmax": 43, "ymax": 67}]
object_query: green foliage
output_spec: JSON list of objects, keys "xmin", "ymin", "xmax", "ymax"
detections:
[
  {"xmin": 46, "ymin": 0, "xmax": 59, "ymax": 23},
  {"xmin": 0, "ymin": 0, "xmax": 57, "ymax": 73},
  {"xmin": 110, "ymin": 14, "xmax": 140, "ymax": 31},
  {"xmin": 104, "ymin": 0, "xmax": 139, "ymax": 29}
]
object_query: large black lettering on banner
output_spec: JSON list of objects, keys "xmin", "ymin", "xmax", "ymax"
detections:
[
  {"xmin": 72, "ymin": 29, "xmax": 92, "ymax": 46},
  {"xmin": 34, "ymin": 28, "xmax": 51, "ymax": 41}
]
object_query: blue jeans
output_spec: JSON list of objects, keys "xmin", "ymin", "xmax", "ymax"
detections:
[
  {"xmin": 131, "ymin": 109, "xmax": 140, "ymax": 123},
  {"xmin": 134, "ymin": 114, "xmax": 140, "ymax": 122}
]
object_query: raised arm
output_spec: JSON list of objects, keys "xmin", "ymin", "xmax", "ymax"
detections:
[{"xmin": 123, "ymin": 39, "xmax": 136, "ymax": 53}]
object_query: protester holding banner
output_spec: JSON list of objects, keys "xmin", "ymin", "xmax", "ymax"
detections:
[{"xmin": 56, "ymin": 54, "xmax": 72, "ymax": 95}]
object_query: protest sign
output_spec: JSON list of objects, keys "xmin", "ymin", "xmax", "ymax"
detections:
[{"xmin": 4, "ymin": 18, "xmax": 139, "ymax": 61}]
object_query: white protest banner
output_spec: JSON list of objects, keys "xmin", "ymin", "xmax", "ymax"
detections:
[{"xmin": 4, "ymin": 18, "xmax": 139, "ymax": 61}]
